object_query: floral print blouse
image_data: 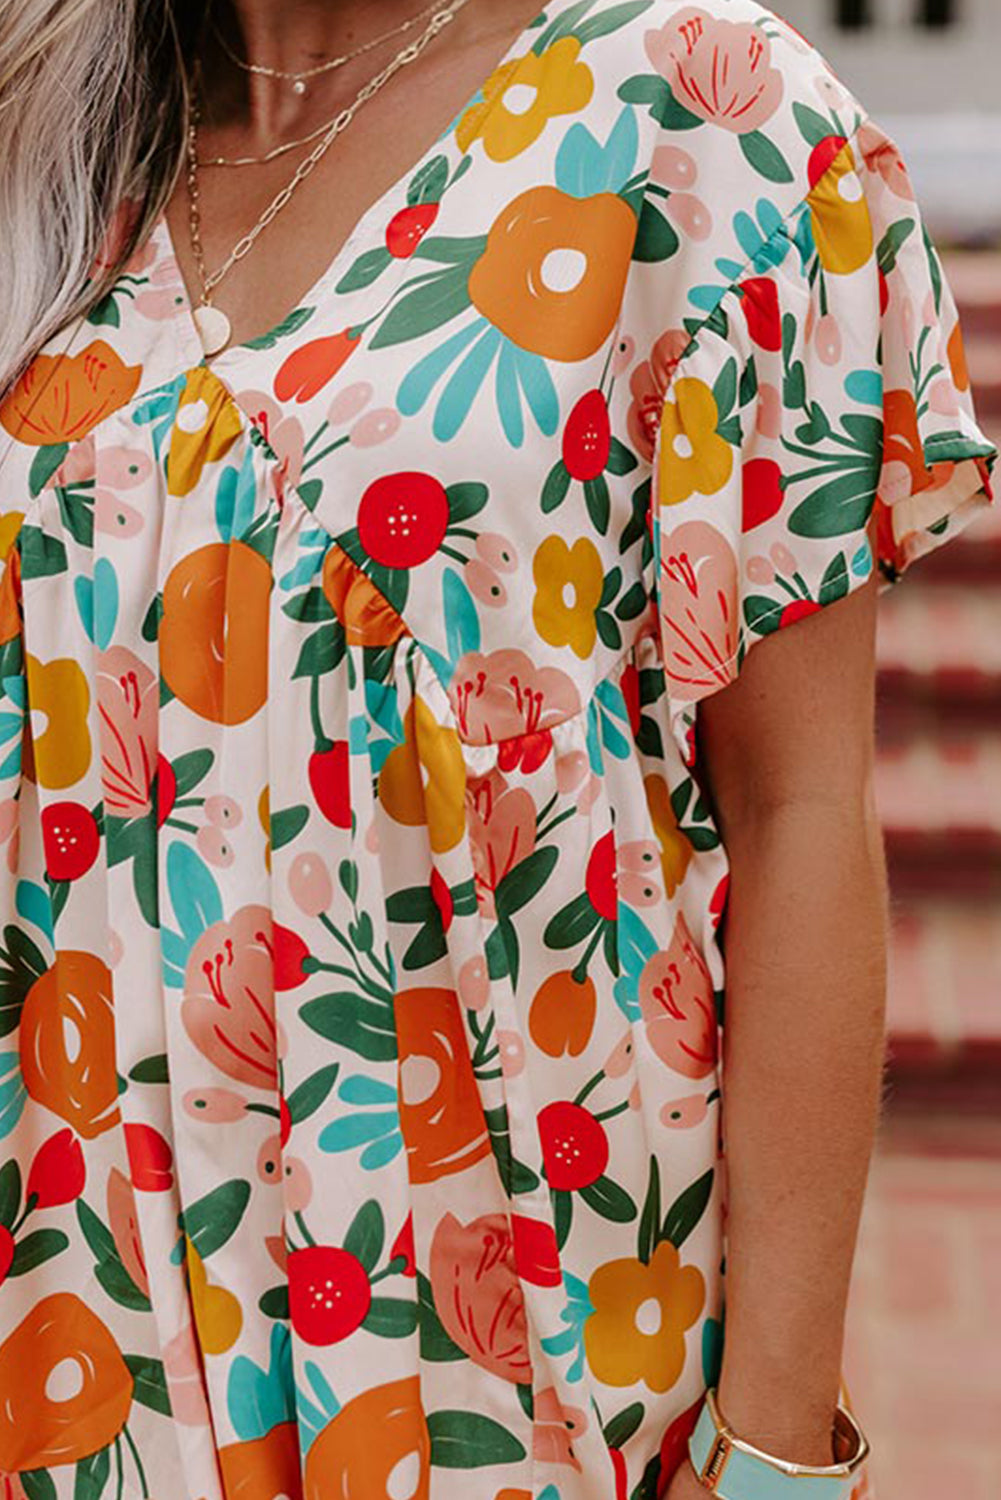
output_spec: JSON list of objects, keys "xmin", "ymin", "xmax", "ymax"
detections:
[{"xmin": 0, "ymin": 3, "xmax": 994, "ymax": 1499}]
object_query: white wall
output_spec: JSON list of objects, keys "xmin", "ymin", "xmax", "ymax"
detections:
[{"xmin": 779, "ymin": 0, "xmax": 1001, "ymax": 239}]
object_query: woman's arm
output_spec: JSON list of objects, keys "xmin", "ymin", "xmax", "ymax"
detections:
[{"xmin": 692, "ymin": 528, "xmax": 890, "ymax": 1468}]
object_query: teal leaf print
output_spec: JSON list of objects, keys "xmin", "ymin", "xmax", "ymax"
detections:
[
  {"xmin": 845, "ymin": 370, "xmax": 883, "ymax": 407},
  {"xmin": 443, "ymin": 567, "xmax": 480, "ymax": 666},
  {"xmin": 15, "ymin": 880, "xmax": 54, "ymax": 946},
  {"xmin": 433, "ymin": 326, "xmax": 503, "ymax": 443},
  {"xmin": 426, "ymin": 1410, "xmax": 526, "ymax": 1468},
  {"xmin": 555, "ymin": 106, "xmax": 638, "ymax": 198},
  {"xmin": 738, "ymin": 131, "xmax": 794, "ymax": 185},
  {"xmin": 397, "ymin": 319, "xmax": 486, "ymax": 417},
  {"xmin": 702, "ymin": 1315, "xmax": 724, "ymax": 1385},
  {"xmin": 182, "ymin": 1178, "xmax": 251, "ymax": 1259},
  {"xmin": 0, "ymin": 1054, "xmax": 26, "ymax": 1139},
  {"xmin": 166, "ymin": 842, "xmax": 223, "ymax": 943},
  {"xmin": 228, "ymin": 1324, "xmax": 296, "ymax": 1439}
]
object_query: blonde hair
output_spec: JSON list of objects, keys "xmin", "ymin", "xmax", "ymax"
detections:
[{"xmin": 0, "ymin": 0, "xmax": 198, "ymax": 396}]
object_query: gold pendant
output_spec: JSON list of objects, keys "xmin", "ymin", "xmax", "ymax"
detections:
[{"xmin": 193, "ymin": 303, "xmax": 232, "ymax": 357}]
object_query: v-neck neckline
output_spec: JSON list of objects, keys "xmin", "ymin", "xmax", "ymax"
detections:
[{"xmin": 156, "ymin": 0, "xmax": 569, "ymax": 376}]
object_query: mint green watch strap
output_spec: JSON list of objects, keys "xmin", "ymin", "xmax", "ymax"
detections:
[{"xmin": 687, "ymin": 1398, "xmax": 859, "ymax": 1500}]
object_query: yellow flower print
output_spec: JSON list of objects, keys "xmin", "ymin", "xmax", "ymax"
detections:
[
  {"xmin": 584, "ymin": 1240, "xmax": 705, "ymax": 1393},
  {"xmin": 167, "ymin": 366, "xmax": 243, "ymax": 498},
  {"xmin": 532, "ymin": 536, "xmax": 604, "ymax": 660},
  {"xmin": 378, "ymin": 695, "xmax": 466, "ymax": 853},
  {"xmin": 456, "ymin": 37, "xmax": 594, "ymax": 163},
  {"xmin": 658, "ymin": 378, "xmax": 733, "ymax": 506},
  {"xmin": 186, "ymin": 1237, "xmax": 243, "ymax": 1356},
  {"xmin": 643, "ymin": 772, "xmax": 692, "ymax": 899},
  {"xmin": 25, "ymin": 654, "xmax": 91, "ymax": 790}
]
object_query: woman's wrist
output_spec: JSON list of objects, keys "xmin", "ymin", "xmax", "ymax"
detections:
[{"xmin": 713, "ymin": 1370, "xmax": 841, "ymax": 1467}]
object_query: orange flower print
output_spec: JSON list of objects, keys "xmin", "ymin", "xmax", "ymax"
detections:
[
  {"xmin": 378, "ymin": 694, "xmax": 466, "ymax": 854},
  {"xmin": 428, "ymin": 1211, "xmax": 532, "ymax": 1383},
  {"xmin": 20, "ymin": 951, "xmax": 120, "ymax": 1139},
  {"xmin": 584, "ymin": 1240, "xmax": 705, "ymax": 1392},
  {"xmin": 638, "ymin": 911, "xmax": 718, "ymax": 1079},
  {"xmin": 274, "ymin": 330, "xmax": 361, "ymax": 403},
  {"xmin": 645, "ymin": 8, "xmax": 784, "ymax": 134},
  {"xmin": 456, "ymin": 37, "xmax": 594, "ymax": 163},
  {"xmin": 0, "ymin": 340, "xmax": 141, "ymax": 446},
  {"xmin": 394, "ymin": 987, "xmax": 491, "ymax": 1183},
  {"xmin": 469, "ymin": 186, "xmax": 637, "ymax": 362},
  {"xmin": 322, "ymin": 545, "xmax": 410, "ymax": 648},
  {"xmin": 182, "ymin": 904, "xmax": 279, "ymax": 1089},
  {"xmin": 304, "ymin": 1377, "xmax": 429, "ymax": 1500},
  {"xmin": 160, "ymin": 541, "xmax": 271, "ymax": 726},
  {"xmin": 0, "ymin": 1293, "xmax": 133, "ymax": 1470},
  {"xmin": 219, "ymin": 1421, "xmax": 303, "ymax": 1500}
]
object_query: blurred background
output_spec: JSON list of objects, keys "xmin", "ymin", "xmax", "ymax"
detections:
[{"xmin": 783, "ymin": 5, "xmax": 1001, "ymax": 1498}]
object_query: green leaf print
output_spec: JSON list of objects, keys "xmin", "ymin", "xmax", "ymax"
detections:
[
  {"xmin": 617, "ymin": 74, "xmax": 703, "ymax": 132},
  {"xmin": 579, "ymin": 1175, "xmax": 637, "ymax": 1224},
  {"xmin": 369, "ymin": 264, "xmax": 471, "ymax": 350},
  {"xmin": 787, "ymin": 465, "xmax": 878, "ymax": 539},
  {"xmin": 182, "ymin": 1178, "xmax": 251, "ymax": 1260},
  {"xmin": 363, "ymin": 1297, "xmax": 420, "ymax": 1339},
  {"xmin": 876, "ymin": 217, "xmax": 916, "ymax": 277},
  {"xmin": 286, "ymin": 1063, "xmax": 340, "ymax": 1126},
  {"xmin": 637, "ymin": 1155, "xmax": 661, "ymax": 1265},
  {"xmin": 20, "ymin": 1470, "xmax": 57, "ymax": 1500},
  {"xmin": 738, "ymin": 130, "xmax": 794, "ymax": 185},
  {"xmin": 792, "ymin": 102, "xmax": 835, "ymax": 148},
  {"xmin": 270, "ymin": 804, "xmax": 310, "ymax": 851},
  {"xmin": 575, "ymin": 0, "xmax": 655, "ymax": 47},
  {"xmin": 426, "ymin": 1410, "xmax": 527, "ymax": 1468},
  {"xmin": 484, "ymin": 1104, "xmax": 540, "ymax": 1197},
  {"xmin": 300, "ymin": 991, "xmax": 398, "ymax": 1062},
  {"xmin": 0, "ymin": 1159, "xmax": 21, "ymax": 1228},
  {"xmin": 818, "ymin": 550, "xmax": 851, "ymax": 606},
  {"xmin": 73, "ymin": 1444, "xmax": 111, "ymax": 1500},
  {"xmin": 8, "ymin": 1228, "xmax": 69, "ymax": 1277},
  {"xmin": 604, "ymin": 1402, "xmax": 645, "ymax": 1450},
  {"xmin": 661, "ymin": 1167, "xmax": 714, "ymax": 1249},
  {"xmin": 259, "ymin": 1285, "xmax": 290, "ymax": 1320},
  {"xmin": 0, "ymin": 925, "xmax": 48, "ymax": 1039},
  {"xmin": 541, "ymin": 458, "xmax": 572, "ymax": 513},
  {"xmin": 18, "ymin": 525, "xmax": 68, "ymax": 581},
  {"xmin": 124, "ymin": 1354, "xmax": 173, "ymax": 1415},
  {"xmin": 336, "ymin": 245, "xmax": 395, "ymax": 295},
  {"xmin": 496, "ymin": 848, "xmax": 559, "ymax": 921},
  {"xmin": 408, "ymin": 155, "xmax": 450, "ymax": 206},
  {"xmin": 95, "ymin": 1255, "xmax": 152, "ymax": 1312},
  {"xmin": 343, "ymin": 1199, "xmax": 385, "ymax": 1273},
  {"xmin": 417, "ymin": 1272, "xmax": 468, "ymax": 1362},
  {"xmin": 241, "ymin": 306, "xmax": 315, "ymax": 350},
  {"xmin": 631, "ymin": 200, "xmax": 680, "ymax": 265},
  {"xmin": 584, "ymin": 473, "xmax": 611, "ymax": 533},
  {"xmin": 414, "ymin": 235, "xmax": 487, "ymax": 265},
  {"xmin": 28, "ymin": 444, "xmax": 68, "ymax": 498}
]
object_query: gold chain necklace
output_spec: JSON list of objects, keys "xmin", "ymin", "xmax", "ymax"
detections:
[
  {"xmin": 185, "ymin": 0, "xmax": 470, "ymax": 357},
  {"xmin": 210, "ymin": 0, "xmax": 442, "ymax": 97}
]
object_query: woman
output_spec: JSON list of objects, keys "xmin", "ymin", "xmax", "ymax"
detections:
[{"xmin": 0, "ymin": 1, "xmax": 994, "ymax": 1497}]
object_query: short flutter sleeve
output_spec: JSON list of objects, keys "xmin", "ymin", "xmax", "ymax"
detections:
[{"xmin": 652, "ymin": 121, "xmax": 997, "ymax": 765}]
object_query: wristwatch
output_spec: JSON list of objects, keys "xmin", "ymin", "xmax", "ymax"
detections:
[{"xmin": 687, "ymin": 1385, "xmax": 871, "ymax": 1499}]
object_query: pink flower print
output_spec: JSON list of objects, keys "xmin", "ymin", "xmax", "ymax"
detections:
[
  {"xmin": 627, "ymin": 328, "xmax": 690, "ymax": 462},
  {"xmin": 660, "ymin": 1092, "xmax": 711, "ymax": 1129},
  {"xmin": 233, "ymin": 387, "xmax": 305, "ymax": 492},
  {"xmin": 428, "ymin": 1211, "xmax": 531, "ymax": 1384},
  {"xmin": 645, "ymin": 7, "xmax": 784, "ymax": 134},
  {"xmin": 449, "ymin": 648, "xmax": 581, "ymax": 771},
  {"xmin": 182, "ymin": 1086, "xmax": 249, "ymax": 1123},
  {"xmin": 96, "ymin": 444, "xmax": 153, "ymax": 490},
  {"xmin": 638, "ymin": 911, "xmax": 718, "ymax": 1079},
  {"xmin": 618, "ymin": 838, "xmax": 662, "ymax": 907},
  {"xmin": 96, "ymin": 646, "xmax": 158, "ymax": 817},
  {"xmin": 52, "ymin": 432, "xmax": 96, "ymax": 487},
  {"xmin": 658, "ymin": 520, "xmax": 739, "ymax": 705},
  {"xmin": 162, "ymin": 1319, "xmax": 213, "ymax": 1427},
  {"xmin": 466, "ymin": 768, "xmax": 537, "ymax": 920},
  {"xmin": 182, "ymin": 904, "xmax": 279, "ymax": 1089},
  {"xmin": 533, "ymin": 1386, "xmax": 589, "ymax": 1470},
  {"xmin": 106, "ymin": 1166, "xmax": 149, "ymax": 1299},
  {"xmin": 857, "ymin": 121, "xmax": 916, "ymax": 201}
]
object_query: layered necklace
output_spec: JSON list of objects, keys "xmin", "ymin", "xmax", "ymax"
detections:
[{"xmin": 185, "ymin": 0, "xmax": 471, "ymax": 357}]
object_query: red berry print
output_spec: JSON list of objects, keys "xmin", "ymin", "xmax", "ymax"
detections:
[
  {"xmin": 620, "ymin": 664, "xmax": 642, "ymax": 738},
  {"xmin": 538, "ymin": 1101, "xmax": 609, "ymax": 1191},
  {"xmin": 738, "ymin": 277, "xmax": 782, "ymax": 352},
  {"xmin": 585, "ymin": 830, "xmax": 617, "ymax": 922},
  {"xmin": 124, "ymin": 1123, "xmax": 174, "ymax": 1192},
  {"xmin": 0, "ymin": 1226, "xmax": 13, "ymax": 1286},
  {"xmin": 808, "ymin": 135, "xmax": 849, "ymax": 189},
  {"xmin": 289, "ymin": 1244, "xmax": 372, "ymax": 1346},
  {"xmin": 357, "ymin": 472, "xmax": 449, "ymax": 569},
  {"xmin": 41, "ymin": 802, "xmax": 99, "ymax": 882},
  {"xmin": 386, "ymin": 202, "xmax": 440, "ymax": 259},
  {"xmin": 309, "ymin": 742, "xmax": 352, "ymax": 829},
  {"xmin": 779, "ymin": 598, "xmax": 822, "ymax": 628},
  {"xmin": 26, "ymin": 1129, "xmax": 86, "ymax": 1209},
  {"xmin": 272, "ymin": 922, "xmax": 310, "ymax": 991},
  {"xmin": 157, "ymin": 753, "xmax": 177, "ymax": 827},
  {"xmin": 279, "ymin": 1094, "xmax": 292, "ymax": 1148},
  {"xmin": 562, "ymin": 389, "xmax": 611, "ymax": 482},
  {"xmin": 742, "ymin": 457, "xmax": 784, "ymax": 530},
  {"xmin": 390, "ymin": 1212, "xmax": 416, "ymax": 1276}
]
